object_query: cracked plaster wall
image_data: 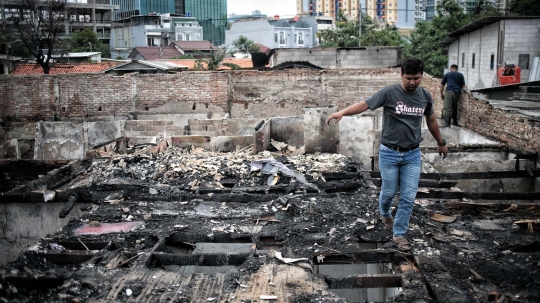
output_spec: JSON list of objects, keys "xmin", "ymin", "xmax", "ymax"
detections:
[{"xmin": 0, "ymin": 203, "xmax": 83, "ymax": 267}]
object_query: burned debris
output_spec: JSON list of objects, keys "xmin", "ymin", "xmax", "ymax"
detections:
[{"xmin": 1, "ymin": 137, "xmax": 540, "ymax": 303}]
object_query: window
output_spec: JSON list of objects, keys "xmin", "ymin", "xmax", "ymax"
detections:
[
  {"xmin": 389, "ymin": 17, "xmax": 392, "ymax": 20},
  {"xmin": 177, "ymin": 34, "xmax": 184, "ymax": 41},
  {"xmin": 147, "ymin": 37, "xmax": 156, "ymax": 46},
  {"xmin": 462, "ymin": 53, "xmax": 465, "ymax": 67},
  {"xmin": 274, "ymin": 33, "xmax": 278, "ymax": 43},
  {"xmin": 279, "ymin": 32, "xmax": 285, "ymax": 45},
  {"xmin": 472, "ymin": 53, "xmax": 475, "ymax": 68},
  {"xmin": 490, "ymin": 54, "xmax": 494, "ymax": 70},
  {"xmin": 519, "ymin": 54, "xmax": 530, "ymax": 69},
  {"xmin": 298, "ymin": 32, "xmax": 304, "ymax": 45},
  {"xmin": 185, "ymin": 34, "xmax": 191, "ymax": 41}
]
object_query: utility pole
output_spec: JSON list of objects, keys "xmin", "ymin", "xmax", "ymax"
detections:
[
  {"xmin": 2, "ymin": 0, "xmax": 9, "ymax": 74},
  {"xmin": 358, "ymin": 1, "xmax": 362, "ymax": 47}
]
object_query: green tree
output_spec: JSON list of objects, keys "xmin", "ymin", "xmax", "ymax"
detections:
[
  {"xmin": 193, "ymin": 46, "xmax": 241, "ymax": 70},
  {"xmin": 318, "ymin": 11, "xmax": 404, "ymax": 47},
  {"xmin": 471, "ymin": 0, "xmax": 503, "ymax": 19},
  {"xmin": 403, "ymin": 0, "xmax": 469, "ymax": 77},
  {"xmin": 231, "ymin": 35, "xmax": 260, "ymax": 57},
  {"xmin": 12, "ymin": 0, "xmax": 70, "ymax": 74},
  {"xmin": 509, "ymin": 0, "xmax": 540, "ymax": 15},
  {"xmin": 71, "ymin": 28, "xmax": 110, "ymax": 58}
]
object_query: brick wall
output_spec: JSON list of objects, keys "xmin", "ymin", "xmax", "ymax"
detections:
[
  {"xmin": 124, "ymin": 120, "xmax": 184, "ymax": 138},
  {"xmin": 458, "ymin": 93, "xmax": 539, "ymax": 153},
  {"xmin": 1, "ymin": 69, "xmax": 538, "ymax": 153}
]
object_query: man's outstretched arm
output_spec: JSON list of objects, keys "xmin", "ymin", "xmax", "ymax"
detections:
[
  {"xmin": 326, "ymin": 101, "xmax": 369, "ymax": 125},
  {"xmin": 426, "ymin": 113, "xmax": 448, "ymax": 159}
]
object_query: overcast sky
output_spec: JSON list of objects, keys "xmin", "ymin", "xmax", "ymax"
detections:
[{"xmin": 228, "ymin": 0, "xmax": 296, "ymax": 18}]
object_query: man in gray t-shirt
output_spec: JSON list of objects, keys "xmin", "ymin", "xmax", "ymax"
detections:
[{"xmin": 326, "ymin": 58, "xmax": 448, "ymax": 252}]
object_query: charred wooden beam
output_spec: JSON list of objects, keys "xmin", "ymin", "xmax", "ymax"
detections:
[
  {"xmin": 26, "ymin": 251, "xmax": 95, "ymax": 264},
  {"xmin": 0, "ymin": 191, "xmax": 51, "ymax": 203},
  {"xmin": 370, "ymin": 169, "xmax": 540, "ymax": 180},
  {"xmin": 445, "ymin": 202, "xmax": 540, "ymax": 210},
  {"xmin": 321, "ymin": 172, "xmax": 361, "ymax": 180},
  {"xmin": 59, "ymin": 194, "xmax": 79, "ymax": 218},
  {"xmin": 313, "ymin": 251, "xmax": 402, "ymax": 264},
  {"xmin": 371, "ymin": 179, "xmax": 457, "ymax": 188},
  {"xmin": 416, "ymin": 191, "xmax": 540, "ymax": 200},
  {"xmin": 324, "ymin": 274, "xmax": 403, "ymax": 288},
  {"xmin": 5, "ymin": 275, "xmax": 65, "ymax": 289}
]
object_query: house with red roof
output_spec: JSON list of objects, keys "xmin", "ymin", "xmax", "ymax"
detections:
[
  {"xmin": 128, "ymin": 47, "xmax": 183, "ymax": 61},
  {"xmin": 169, "ymin": 40, "xmax": 227, "ymax": 58},
  {"xmin": 10, "ymin": 62, "xmax": 123, "ymax": 75}
]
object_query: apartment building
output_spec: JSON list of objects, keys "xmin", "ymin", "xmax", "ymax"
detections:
[{"xmin": 296, "ymin": 0, "xmax": 360, "ymax": 20}]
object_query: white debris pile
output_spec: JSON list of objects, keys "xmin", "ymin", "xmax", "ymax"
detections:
[{"xmin": 86, "ymin": 146, "xmax": 349, "ymax": 186}]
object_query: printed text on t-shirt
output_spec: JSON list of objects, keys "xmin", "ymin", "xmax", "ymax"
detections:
[{"xmin": 395, "ymin": 101, "xmax": 425, "ymax": 116}]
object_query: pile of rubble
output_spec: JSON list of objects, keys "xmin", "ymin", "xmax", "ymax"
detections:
[{"xmin": 87, "ymin": 146, "xmax": 350, "ymax": 189}]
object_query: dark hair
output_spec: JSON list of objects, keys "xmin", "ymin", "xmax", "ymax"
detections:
[
  {"xmin": 401, "ymin": 58, "xmax": 424, "ymax": 75},
  {"xmin": 450, "ymin": 64, "xmax": 458, "ymax": 70}
]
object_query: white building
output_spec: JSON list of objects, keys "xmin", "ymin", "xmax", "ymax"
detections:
[
  {"xmin": 225, "ymin": 17, "xmax": 315, "ymax": 50},
  {"xmin": 437, "ymin": 17, "xmax": 540, "ymax": 89},
  {"xmin": 110, "ymin": 13, "xmax": 203, "ymax": 59}
]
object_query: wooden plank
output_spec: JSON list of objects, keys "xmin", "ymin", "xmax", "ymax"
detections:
[
  {"xmin": 416, "ymin": 191, "xmax": 540, "ymax": 200},
  {"xmin": 445, "ymin": 202, "xmax": 540, "ymax": 210},
  {"xmin": 5, "ymin": 275, "xmax": 65, "ymax": 289},
  {"xmin": 322, "ymin": 172, "xmax": 361, "ymax": 180},
  {"xmin": 324, "ymin": 274, "xmax": 403, "ymax": 288},
  {"xmin": 27, "ymin": 251, "xmax": 95, "ymax": 264},
  {"xmin": 371, "ymin": 179, "xmax": 457, "ymax": 188},
  {"xmin": 232, "ymin": 263, "xmax": 341, "ymax": 302},
  {"xmin": 313, "ymin": 251, "xmax": 397, "ymax": 264}
]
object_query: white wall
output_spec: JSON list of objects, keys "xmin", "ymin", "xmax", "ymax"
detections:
[
  {"xmin": 448, "ymin": 19, "xmax": 540, "ymax": 89},
  {"xmin": 226, "ymin": 19, "xmax": 275, "ymax": 50},
  {"xmin": 502, "ymin": 19, "xmax": 540, "ymax": 82}
]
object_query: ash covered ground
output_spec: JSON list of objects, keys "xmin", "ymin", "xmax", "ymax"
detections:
[{"xmin": 1, "ymin": 146, "xmax": 539, "ymax": 303}]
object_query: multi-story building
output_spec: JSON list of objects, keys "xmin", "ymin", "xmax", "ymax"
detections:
[
  {"xmin": 415, "ymin": 0, "xmax": 426, "ymax": 22},
  {"xmin": 113, "ymin": 0, "xmax": 175, "ymax": 20},
  {"xmin": 112, "ymin": 0, "xmax": 226, "ymax": 46},
  {"xmin": 1, "ymin": 0, "xmax": 119, "ymax": 43},
  {"xmin": 296, "ymin": 0, "xmax": 360, "ymax": 20},
  {"xmin": 180, "ymin": 0, "xmax": 227, "ymax": 46},
  {"xmin": 110, "ymin": 13, "xmax": 202, "ymax": 58},
  {"xmin": 226, "ymin": 16, "xmax": 315, "ymax": 50},
  {"xmin": 365, "ymin": 0, "xmax": 398, "ymax": 24},
  {"xmin": 396, "ymin": 0, "xmax": 417, "ymax": 29}
]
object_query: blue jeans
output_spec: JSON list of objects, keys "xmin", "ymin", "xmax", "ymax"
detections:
[{"xmin": 378, "ymin": 144, "xmax": 421, "ymax": 237}]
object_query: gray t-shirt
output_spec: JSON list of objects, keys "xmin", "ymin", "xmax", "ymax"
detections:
[{"xmin": 365, "ymin": 84, "xmax": 434, "ymax": 148}]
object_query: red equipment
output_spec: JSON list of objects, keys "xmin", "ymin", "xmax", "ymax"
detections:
[{"xmin": 498, "ymin": 64, "xmax": 521, "ymax": 85}]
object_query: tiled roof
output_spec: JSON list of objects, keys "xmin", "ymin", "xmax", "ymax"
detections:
[
  {"xmin": 169, "ymin": 40, "xmax": 218, "ymax": 51},
  {"xmin": 162, "ymin": 59, "xmax": 255, "ymax": 70},
  {"xmin": 10, "ymin": 62, "xmax": 122, "ymax": 75},
  {"xmin": 255, "ymin": 43, "xmax": 271, "ymax": 54},
  {"xmin": 129, "ymin": 47, "xmax": 182, "ymax": 60}
]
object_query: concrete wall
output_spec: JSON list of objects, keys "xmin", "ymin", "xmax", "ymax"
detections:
[
  {"xmin": 35, "ymin": 122, "xmax": 85, "ymax": 160},
  {"xmin": 448, "ymin": 19, "xmax": 540, "ymax": 90},
  {"xmin": 270, "ymin": 47, "xmax": 401, "ymax": 69},
  {"xmin": 270, "ymin": 117, "xmax": 304, "ymax": 148},
  {"xmin": 502, "ymin": 19, "xmax": 540, "ymax": 82},
  {"xmin": 0, "ymin": 203, "xmax": 84, "ymax": 266}
]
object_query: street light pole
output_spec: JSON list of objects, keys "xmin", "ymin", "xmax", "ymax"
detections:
[
  {"xmin": 358, "ymin": 1, "xmax": 362, "ymax": 47},
  {"xmin": 88, "ymin": 42, "xmax": 92, "ymax": 52}
]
